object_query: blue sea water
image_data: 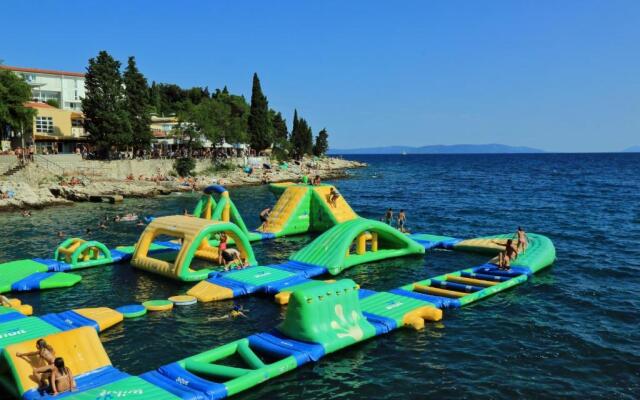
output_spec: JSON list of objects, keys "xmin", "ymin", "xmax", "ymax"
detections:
[{"xmin": 0, "ymin": 153, "xmax": 639, "ymax": 399}]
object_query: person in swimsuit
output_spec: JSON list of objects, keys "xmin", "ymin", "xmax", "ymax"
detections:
[
  {"xmin": 312, "ymin": 175, "xmax": 321, "ymax": 186},
  {"xmin": 1, "ymin": 295, "xmax": 11, "ymax": 307},
  {"xmin": 329, "ymin": 187, "xmax": 341, "ymax": 207},
  {"xmin": 207, "ymin": 305, "xmax": 248, "ymax": 321},
  {"xmin": 50, "ymin": 357, "xmax": 76, "ymax": 395},
  {"xmin": 493, "ymin": 239, "xmax": 519, "ymax": 270},
  {"xmin": 384, "ymin": 208, "xmax": 394, "ymax": 225},
  {"xmin": 221, "ymin": 248, "xmax": 246, "ymax": 270},
  {"xmin": 516, "ymin": 226, "xmax": 528, "ymax": 253},
  {"xmin": 16, "ymin": 339, "xmax": 56, "ymax": 389},
  {"xmin": 259, "ymin": 208, "xmax": 271, "ymax": 226},
  {"xmin": 397, "ymin": 210, "xmax": 407, "ymax": 233},
  {"xmin": 217, "ymin": 233, "xmax": 228, "ymax": 265}
]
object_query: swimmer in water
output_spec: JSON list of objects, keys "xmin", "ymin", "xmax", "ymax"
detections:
[{"xmin": 207, "ymin": 305, "xmax": 248, "ymax": 321}]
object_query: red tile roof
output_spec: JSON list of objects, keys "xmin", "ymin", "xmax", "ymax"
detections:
[
  {"xmin": 25, "ymin": 101, "xmax": 56, "ymax": 109},
  {"xmin": 1, "ymin": 65, "xmax": 84, "ymax": 78}
]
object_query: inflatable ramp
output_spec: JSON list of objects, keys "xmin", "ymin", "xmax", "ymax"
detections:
[{"xmin": 256, "ymin": 184, "xmax": 358, "ymax": 238}]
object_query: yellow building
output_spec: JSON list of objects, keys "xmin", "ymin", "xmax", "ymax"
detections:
[{"xmin": 25, "ymin": 102, "xmax": 88, "ymax": 153}]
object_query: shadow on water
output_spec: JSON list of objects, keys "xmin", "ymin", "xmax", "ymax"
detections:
[{"xmin": 1, "ymin": 153, "xmax": 639, "ymax": 399}]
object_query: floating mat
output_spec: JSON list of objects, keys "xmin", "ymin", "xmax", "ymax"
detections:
[
  {"xmin": 117, "ymin": 304, "xmax": 147, "ymax": 318},
  {"xmin": 0, "ymin": 307, "xmax": 26, "ymax": 324},
  {"xmin": 143, "ymin": 300, "xmax": 174, "ymax": 312},
  {"xmin": 168, "ymin": 295, "xmax": 197, "ymax": 306},
  {"xmin": 0, "ymin": 317, "xmax": 60, "ymax": 351}
]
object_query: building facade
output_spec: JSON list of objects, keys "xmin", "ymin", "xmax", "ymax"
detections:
[
  {"xmin": 25, "ymin": 102, "xmax": 88, "ymax": 153},
  {"xmin": 0, "ymin": 65, "xmax": 86, "ymax": 111},
  {"xmin": 0, "ymin": 65, "xmax": 88, "ymax": 153}
]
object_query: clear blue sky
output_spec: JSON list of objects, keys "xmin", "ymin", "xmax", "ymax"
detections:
[{"xmin": 2, "ymin": 1, "xmax": 639, "ymax": 152}]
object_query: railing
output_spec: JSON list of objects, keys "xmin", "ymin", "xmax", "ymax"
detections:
[{"xmin": 33, "ymin": 154, "xmax": 66, "ymax": 176}]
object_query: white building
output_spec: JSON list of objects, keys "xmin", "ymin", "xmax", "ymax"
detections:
[{"xmin": 0, "ymin": 65, "xmax": 85, "ymax": 111}]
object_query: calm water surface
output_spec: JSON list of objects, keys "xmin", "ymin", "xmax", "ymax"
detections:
[{"xmin": 0, "ymin": 153, "xmax": 638, "ymax": 399}]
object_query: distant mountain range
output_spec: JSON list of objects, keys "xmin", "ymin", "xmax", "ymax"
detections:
[
  {"xmin": 328, "ymin": 143, "xmax": 545, "ymax": 154},
  {"xmin": 623, "ymin": 145, "xmax": 640, "ymax": 152}
]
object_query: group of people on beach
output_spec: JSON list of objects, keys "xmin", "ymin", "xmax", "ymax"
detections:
[{"xmin": 15, "ymin": 339, "xmax": 76, "ymax": 396}]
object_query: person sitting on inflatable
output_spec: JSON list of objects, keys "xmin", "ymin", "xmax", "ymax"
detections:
[
  {"xmin": 50, "ymin": 357, "xmax": 76, "ymax": 395},
  {"xmin": 16, "ymin": 339, "xmax": 56, "ymax": 390},
  {"xmin": 493, "ymin": 239, "xmax": 519, "ymax": 270}
]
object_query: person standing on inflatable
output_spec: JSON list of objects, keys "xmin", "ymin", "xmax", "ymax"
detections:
[
  {"xmin": 384, "ymin": 208, "xmax": 394, "ymax": 225},
  {"xmin": 397, "ymin": 210, "xmax": 407, "ymax": 233}
]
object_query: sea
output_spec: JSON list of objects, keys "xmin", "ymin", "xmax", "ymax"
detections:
[{"xmin": 0, "ymin": 153, "xmax": 638, "ymax": 399}]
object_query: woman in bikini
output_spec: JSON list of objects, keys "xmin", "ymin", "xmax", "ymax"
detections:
[
  {"xmin": 217, "ymin": 233, "xmax": 228, "ymax": 265},
  {"xmin": 493, "ymin": 239, "xmax": 519, "ymax": 270},
  {"xmin": 16, "ymin": 339, "xmax": 56, "ymax": 389},
  {"xmin": 50, "ymin": 357, "xmax": 76, "ymax": 395}
]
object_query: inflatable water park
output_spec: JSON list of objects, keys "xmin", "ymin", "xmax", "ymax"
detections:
[{"xmin": 0, "ymin": 183, "xmax": 556, "ymax": 399}]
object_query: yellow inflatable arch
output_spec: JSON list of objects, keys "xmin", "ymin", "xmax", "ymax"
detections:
[{"xmin": 131, "ymin": 216, "xmax": 257, "ymax": 282}]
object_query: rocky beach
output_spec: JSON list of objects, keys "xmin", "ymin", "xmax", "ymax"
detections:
[{"xmin": 0, "ymin": 156, "xmax": 364, "ymax": 211}]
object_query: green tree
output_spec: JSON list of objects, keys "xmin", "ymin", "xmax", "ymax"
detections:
[
  {"xmin": 271, "ymin": 111, "xmax": 289, "ymax": 159},
  {"xmin": 290, "ymin": 109, "xmax": 303, "ymax": 159},
  {"xmin": 247, "ymin": 73, "xmax": 272, "ymax": 152},
  {"xmin": 149, "ymin": 81, "xmax": 162, "ymax": 115},
  {"xmin": 82, "ymin": 51, "xmax": 131, "ymax": 158},
  {"xmin": 313, "ymin": 128, "xmax": 329, "ymax": 156},
  {"xmin": 0, "ymin": 69, "xmax": 36, "ymax": 137},
  {"xmin": 123, "ymin": 56, "xmax": 152, "ymax": 151},
  {"xmin": 45, "ymin": 99, "xmax": 60, "ymax": 108},
  {"xmin": 290, "ymin": 110, "xmax": 314, "ymax": 158},
  {"xmin": 299, "ymin": 117, "xmax": 313, "ymax": 155}
]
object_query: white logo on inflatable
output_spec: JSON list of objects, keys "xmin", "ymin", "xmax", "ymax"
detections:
[
  {"xmin": 0, "ymin": 329, "xmax": 26, "ymax": 339},
  {"xmin": 330, "ymin": 304, "xmax": 363, "ymax": 341}
]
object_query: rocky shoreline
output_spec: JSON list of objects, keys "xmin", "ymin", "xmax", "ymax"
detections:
[{"xmin": 0, "ymin": 157, "xmax": 365, "ymax": 211}]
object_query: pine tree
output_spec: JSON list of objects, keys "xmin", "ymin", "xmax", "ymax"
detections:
[
  {"xmin": 247, "ymin": 73, "xmax": 272, "ymax": 152},
  {"xmin": 313, "ymin": 128, "xmax": 329, "ymax": 156},
  {"xmin": 82, "ymin": 51, "xmax": 131, "ymax": 158},
  {"xmin": 124, "ymin": 56, "xmax": 152, "ymax": 151}
]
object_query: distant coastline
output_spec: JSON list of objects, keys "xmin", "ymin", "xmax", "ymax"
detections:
[
  {"xmin": 330, "ymin": 143, "xmax": 640, "ymax": 155},
  {"xmin": 329, "ymin": 143, "xmax": 544, "ymax": 155}
]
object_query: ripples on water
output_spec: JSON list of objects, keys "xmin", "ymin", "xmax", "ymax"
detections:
[{"xmin": 0, "ymin": 153, "xmax": 638, "ymax": 399}]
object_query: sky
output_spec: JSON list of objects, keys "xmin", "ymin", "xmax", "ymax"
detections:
[{"xmin": 1, "ymin": 1, "xmax": 639, "ymax": 152}]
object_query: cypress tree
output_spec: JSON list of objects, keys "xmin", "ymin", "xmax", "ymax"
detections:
[
  {"xmin": 290, "ymin": 109, "xmax": 303, "ymax": 159},
  {"xmin": 82, "ymin": 51, "xmax": 131, "ymax": 158},
  {"xmin": 149, "ymin": 81, "xmax": 162, "ymax": 114},
  {"xmin": 124, "ymin": 56, "xmax": 152, "ymax": 151},
  {"xmin": 271, "ymin": 111, "xmax": 289, "ymax": 159},
  {"xmin": 313, "ymin": 128, "xmax": 329, "ymax": 156},
  {"xmin": 272, "ymin": 112, "xmax": 288, "ymax": 143},
  {"xmin": 247, "ymin": 73, "xmax": 272, "ymax": 152},
  {"xmin": 304, "ymin": 119, "xmax": 313, "ymax": 155}
]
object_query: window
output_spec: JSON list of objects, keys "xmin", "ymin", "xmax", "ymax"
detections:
[
  {"xmin": 36, "ymin": 116, "xmax": 54, "ymax": 134},
  {"xmin": 72, "ymin": 119, "xmax": 83, "ymax": 128}
]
